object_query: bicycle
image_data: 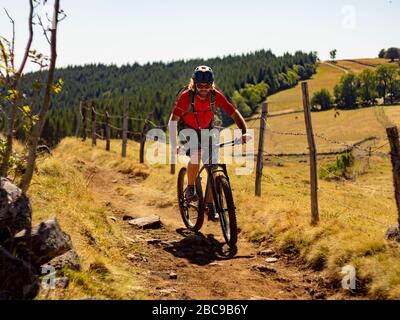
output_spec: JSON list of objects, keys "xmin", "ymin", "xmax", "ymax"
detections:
[{"xmin": 177, "ymin": 137, "xmax": 245, "ymax": 248}]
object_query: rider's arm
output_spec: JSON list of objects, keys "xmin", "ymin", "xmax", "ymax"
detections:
[
  {"xmin": 168, "ymin": 113, "xmax": 180, "ymax": 153},
  {"xmin": 230, "ymin": 109, "xmax": 247, "ymax": 135}
]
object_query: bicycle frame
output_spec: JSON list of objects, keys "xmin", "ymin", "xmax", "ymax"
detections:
[{"xmin": 197, "ymin": 163, "xmax": 231, "ymax": 214}]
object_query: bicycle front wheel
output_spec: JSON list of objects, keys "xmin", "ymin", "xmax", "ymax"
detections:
[
  {"xmin": 177, "ymin": 167, "xmax": 204, "ymax": 231},
  {"xmin": 216, "ymin": 175, "xmax": 237, "ymax": 247}
]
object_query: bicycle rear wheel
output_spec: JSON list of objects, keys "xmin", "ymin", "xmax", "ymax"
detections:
[
  {"xmin": 177, "ymin": 167, "xmax": 204, "ymax": 231},
  {"xmin": 216, "ymin": 175, "xmax": 237, "ymax": 247}
]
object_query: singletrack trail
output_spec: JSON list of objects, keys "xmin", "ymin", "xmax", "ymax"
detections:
[{"xmin": 90, "ymin": 166, "xmax": 345, "ymax": 300}]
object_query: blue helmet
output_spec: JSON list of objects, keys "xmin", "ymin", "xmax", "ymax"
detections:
[{"xmin": 192, "ymin": 65, "xmax": 214, "ymax": 84}]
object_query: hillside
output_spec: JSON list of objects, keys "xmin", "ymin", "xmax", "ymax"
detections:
[
  {"xmin": 15, "ymin": 56, "xmax": 400, "ymax": 300},
  {"xmin": 19, "ymin": 50, "xmax": 317, "ymax": 145}
]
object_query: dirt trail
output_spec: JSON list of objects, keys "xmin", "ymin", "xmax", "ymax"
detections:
[{"xmin": 90, "ymin": 166, "xmax": 343, "ymax": 300}]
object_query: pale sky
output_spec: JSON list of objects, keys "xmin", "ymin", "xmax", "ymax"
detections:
[{"xmin": 0, "ymin": 0, "xmax": 399, "ymax": 72}]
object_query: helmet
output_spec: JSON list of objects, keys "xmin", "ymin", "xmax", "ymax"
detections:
[{"xmin": 192, "ymin": 65, "xmax": 214, "ymax": 84}]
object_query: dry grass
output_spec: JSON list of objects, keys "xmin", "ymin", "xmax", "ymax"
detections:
[
  {"xmin": 28, "ymin": 138, "xmax": 147, "ymax": 300},
  {"xmin": 267, "ymin": 63, "xmax": 345, "ymax": 113},
  {"xmin": 335, "ymin": 60, "xmax": 375, "ymax": 74}
]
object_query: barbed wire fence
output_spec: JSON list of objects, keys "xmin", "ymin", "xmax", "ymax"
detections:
[{"xmin": 75, "ymin": 84, "xmax": 400, "ymax": 238}]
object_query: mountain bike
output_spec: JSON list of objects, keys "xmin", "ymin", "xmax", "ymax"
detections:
[{"xmin": 177, "ymin": 137, "xmax": 244, "ymax": 248}]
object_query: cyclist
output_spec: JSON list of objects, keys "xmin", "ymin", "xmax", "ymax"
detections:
[{"xmin": 169, "ymin": 65, "xmax": 251, "ymax": 221}]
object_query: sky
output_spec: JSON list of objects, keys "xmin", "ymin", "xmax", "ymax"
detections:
[{"xmin": 0, "ymin": 0, "xmax": 399, "ymax": 72}]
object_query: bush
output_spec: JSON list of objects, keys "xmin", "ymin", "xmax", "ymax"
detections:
[
  {"xmin": 319, "ymin": 153, "xmax": 354, "ymax": 180},
  {"xmin": 311, "ymin": 89, "xmax": 333, "ymax": 111}
]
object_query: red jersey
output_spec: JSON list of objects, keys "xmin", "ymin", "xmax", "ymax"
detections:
[{"xmin": 172, "ymin": 89, "xmax": 236, "ymax": 129}]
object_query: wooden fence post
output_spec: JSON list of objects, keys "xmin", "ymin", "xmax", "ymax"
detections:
[
  {"xmin": 91, "ymin": 100, "xmax": 97, "ymax": 146},
  {"xmin": 105, "ymin": 110, "xmax": 111, "ymax": 151},
  {"xmin": 75, "ymin": 99, "xmax": 83, "ymax": 137},
  {"xmin": 121, "ymin": 98, "xmax": 129, "ymax": 158},
  {"xmin": 255, "ymin": 102, "xmax": 268, "ymax": 197},
  {"xmin": 81, "ymin": 100, "xmax": 88, "ymax": 141},
  {"xmin": 386, "ymin": 126, "xmax": 400, "ymax": 227},
  {"xmin": 140, "ymin": 114, "xmax": 152, "ymax": 164},
  {"xmin": 302, "ymin": 82, "xmax": 319, "ymax": 225}
]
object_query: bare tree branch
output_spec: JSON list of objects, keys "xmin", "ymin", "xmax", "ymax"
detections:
[
  {"xmin": 36, "ymin": 15, "xmax": 51, "ymax": 46},
  {"xmin": 3, "ymin": 8, "xmax": 15, "ymax": 70}
]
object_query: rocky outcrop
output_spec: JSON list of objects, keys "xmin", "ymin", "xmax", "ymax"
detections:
[{"xmin": 0, "ymin": 178, "xmax": 78, "ymax": 300}]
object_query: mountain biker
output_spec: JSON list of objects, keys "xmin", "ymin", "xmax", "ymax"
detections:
[{"xmin": 168, "ymin": 65, "xmax": 251, "ymax": 221}]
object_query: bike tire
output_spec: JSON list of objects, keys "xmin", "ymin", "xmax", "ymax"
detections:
[
  {"xmin": 177, "ymin": 167, "xmax": 204, "ymax": 231},
  {"xmin": 216, "ymin": 175, "xmax": 238, "ymax": 247}
]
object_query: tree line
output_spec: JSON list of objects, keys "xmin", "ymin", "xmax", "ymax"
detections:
[
  {"xmin": 14, "ymin": 50, "xmax": 317, "ymax": 145},
  {"xmin": 311, "ymin": 64, "xmax": 400, "ymax": 111}
]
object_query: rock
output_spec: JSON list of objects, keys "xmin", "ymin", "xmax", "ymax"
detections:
[
  {"xmin": 169, "ymin": 272, "xmax": 178, "ymax": 280},
  {"xmin": 112, "ymin": 180, "xmax": 118, "ymax": 183},
  {"xmin": 46, "ymin": 249, "xmax": 81, "ymax": 271},
  {"xmin": 123, "ymin": 215, "xmax": 135, "ymax": 221},
  {"xmin": 55, "ymin": 277, "xmax": 70, "ymax": 289},
  {"xmin": 385, "ymin": 224, "xmax": 400, "ymax": 242},
  {"xmin": 145, "ymin": 239, "xmax": 162, "ymax": 245},
  {"xmin": 159, "ymin": 288, "xmax": 177, "ymax": 294},
  {"xmin": 266, "ymin": 258, "xmax": 279, "ymax": 263},
  {"xmin": 0, "ymin": 246, "xmax": 39, "ymax": 300},
  {"xmin": 128, "ymin": 215, "xmax": 161, "ymax": 229},
  {"xmin": 108, "ymin": 216, "xmax": 117, "ymax": 223},
  {"xmin": 252, "ymin": 264, "xmax": 277, "ymax": 273},
  {"xmin": 13, "ymin": 217, "xmax": 72, "ymax": 267},
  {"xmin": 259, "ymin": 249, "xmax": 275, "ymax": 256},
  {"xmin": 0, "ymin": 178, "xmax": 32, "ymax": 242}
]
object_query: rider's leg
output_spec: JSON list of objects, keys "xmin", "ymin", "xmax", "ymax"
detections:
[{"xmin": 187, "ymin": 149, "xmax": 202, "ymax": 186}]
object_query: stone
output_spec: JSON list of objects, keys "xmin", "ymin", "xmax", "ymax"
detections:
[
  {"xmin": 0, "ymin": 246, "xmax": 39, "ymax": 300},
  {"xmin": 13, "ymin": 217, "xmax": 73, "ymax": 267},
  {"xmin": 259, "ymin": 249, "xmax": 275, "ymax": 256},
  {"xmin": 123, "ymin": 215, "xmax": 135, "ymax": 221},
  {"xmin": 159, "ymin": 288, "xmax": 177, "ymax": 294},
  {"xmin": 128, "ymin": 215, "xmax": 161, "ymax": 229},
  {"xmin": 0, "ymin": 178, "xmax": 32, "ymax": 242},
  {"xmin": 145, "ymin": 239, "xmax": 162, "ymax": 245},
  {"xmin": 266, "ymin": 258, "xmax": 279, "ymax": 263},
  {"xmin": 252, "ymin": 264, "xmax": 277, "ymax": 273},
  {"xmin": 108, "ymin": 216, "xmax": 117, "ymax": 222},
  {"xmin": 385, "ymin": 224, "xmax": 400, "ymax": 242},
  {"xmin": 46, "ymin": 249, "xmax": 81, "ymax": 271},
  {"xmin": 169, "ymin": 272, "xmax": 178, "ymax": 280}
]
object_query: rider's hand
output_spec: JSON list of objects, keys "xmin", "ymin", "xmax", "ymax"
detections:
[{"xmin": 242, "ymin": 133, "xmax": 252, "ymax": 144}]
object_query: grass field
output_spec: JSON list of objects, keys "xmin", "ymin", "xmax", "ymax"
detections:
[{"xmin": 267, "ymin": 63, "xmax": 345, "ymax": 113}]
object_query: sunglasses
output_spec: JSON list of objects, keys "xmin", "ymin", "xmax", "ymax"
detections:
[{"xmin": 196, "ymin": 83, "xmax": 212, "ymax": 89}]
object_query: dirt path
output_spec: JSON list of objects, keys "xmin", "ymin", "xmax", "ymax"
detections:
[
  {"xmin": 322, "ymin": 61, "xmax": 349, "ymax": 74},
  {"xmin": 90, "ymin": 166, "xmax": 342, "ymax": 300}
]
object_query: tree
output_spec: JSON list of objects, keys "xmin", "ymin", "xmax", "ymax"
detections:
[
  {"xmin": 0, "ymin": 1, "xmax": 35, "ymax": 176},
  {"xmin": 334, "ymin": 73, "xmax": 359, "ymax": 109},
  {"xmin": 357, "ymin": 69, "xmax": 378, "ymax": 106},
  {"xmin": 385, "ymin": 47, "xmax": 400, "ymax": 62},
  {"xmin": 19, "ymin": 0, "xmax": 63, "ymax": 194},
  {"xmin": 376, "ymin": 64, "xmax": 399, "ymax": 104},
  {"xmin": 330, "ymin": 49, "xmax": 337, "ymax": 62},
  {"xmin": 378, "ymin": 49, "xmax": 386, "ymax": 59},
  {"xmin": 311, "ymin": 89, "xmax": 333, "ymax": 111}
]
